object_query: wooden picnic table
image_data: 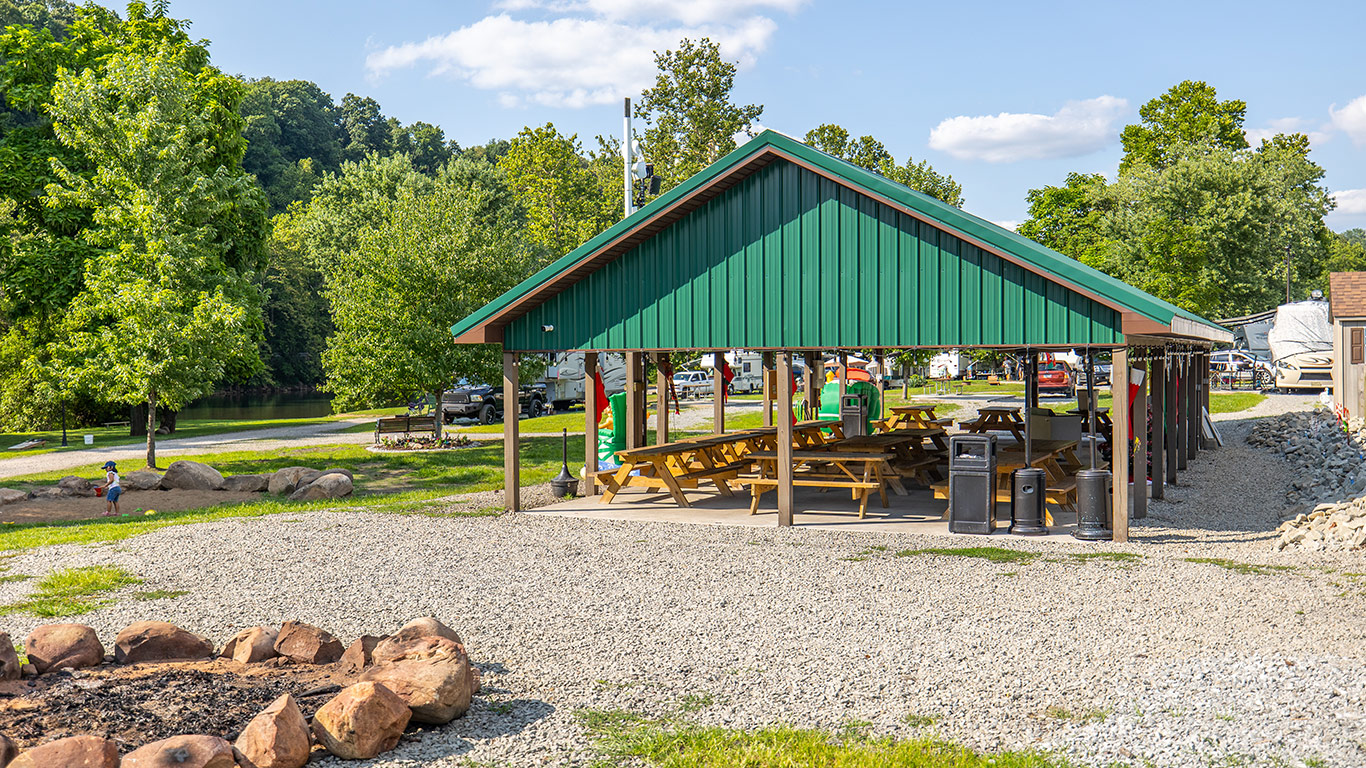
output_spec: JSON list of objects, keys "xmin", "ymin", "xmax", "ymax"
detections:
[
  {"xmin": 597, "ymin": 435, "xmax": 752, "ymax": 507},
  {"xmin": 1068, "ymin": 407, "xmax": 1113, "ymax": 442},
  {"xmin": 821, "ymin": 428, "xmax": 947, "ymax": 489},
  {"xmin": 880, "ymin": 405, "xmax": 940, "ymax": 430},
  {"xmin": 958, "ymin": 406, "xmax": 1026, "ymax": 442},
  {"xmin": 741, "ymin": 419, "xmax": 843, "ymax": 450},
  {"xmin": 743, "ymin": 449, "xmax": 896, "ymax": 518}
]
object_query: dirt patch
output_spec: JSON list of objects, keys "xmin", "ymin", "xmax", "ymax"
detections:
[
  {"xmin": 0, "ymin": 489, "xmax": 265, "ymax": 525},
  {"xmin": 0, "ymin": 658, "xmax": 348, "ymax": 752}
]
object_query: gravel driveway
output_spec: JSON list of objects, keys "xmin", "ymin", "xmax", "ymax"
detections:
[{"xmin": 2, "ymin": 402, "xmax": 1362, "ymax": 767}]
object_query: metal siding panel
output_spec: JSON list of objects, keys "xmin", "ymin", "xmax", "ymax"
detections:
[
  {"xmin": 801, "ymin": 169, "xmax": 820, "ymax": 348},
  {"xmin": 1025, "ymin": 272, "xmax": 1046, "ymax": 342},
  {"xmin": 747, "ymin": 174, "xmax": 764, "ymax": 343},
  {"xmin": 821, "ymin": 177, "xmax": 840, "ymax": 348},
  {"xmin": 900, "ymin": 214, "xmax": 918, "ymax": 344},
  {"xmin": 1002, "ymin": 262, "xmax": 1024, "ymax": 346},
  {"xmin": 920, "ymin": 223, "xmax": 938, "ymax": 343},
  {"xmin": 981, "ymin": 252, "xmax": 1003, "ymax": 345},
  {"xmin": 960, "ymin": 242, "xmax": 982, "ymax": 345},
  {"xmin": 781, "ymin": 163, "xmax": 803, "ymax": 347},
  {"xmin": 860, "ymin": 194, "xmax": 879, "ymax": 347},
  {"xmin": 939, "ymin": 235, "xmax": 960, "ymax": 346},
  {"xmin": 694, "ymin": 202, "xmax": 711, "ymax": 347},
  {"xmin": 841, "ymin": 186, "xmax": 860, "ymax": 347},
  {"xmin": 1045, "ymin": 280, "xmax": 1068, "ymax": 345},
  {"xmin": 878, "ymin": 205, "xmax": 898, "ymax": 347},
  {"xmin": 763, "ymin": 163, "xmax": 783, "ymax": 348}
]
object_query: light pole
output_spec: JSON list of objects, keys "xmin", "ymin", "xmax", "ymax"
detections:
[
  {"xmin": 1284, "ymin": 243, "xmax": 1292, "ymax": 303},
  {"xmin": 623, "ymin": 97, "xmax": 633, "ymax": 218}
]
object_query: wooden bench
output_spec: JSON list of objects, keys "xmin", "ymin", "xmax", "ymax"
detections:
[
  {"xmin": 740, "ymin": 450, "xmax": 895, "ymax": 518},
  {"xmin": 595, "ymin": 459, "xmax": 748, "ymax": 503},
  {"xmin": 102, "ymin": 420, "xmax": 132, "ymax": 428},
  {"xmin": 375, "ymin": 414, "xmax": 438, "ymax": 442}
]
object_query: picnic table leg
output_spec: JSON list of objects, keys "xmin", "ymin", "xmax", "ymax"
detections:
[
  {"xmin": 749, "ymin": 485, "xmax": 767, "ymax": 514},
  {"xmin": 872, "ymin": 463, "xmax": 889, "ymax": 508},
  {"xmin": 653, "ymin": 459, "xmax": 693, "ymax": 507},
  {"xmin": 600, "ymin": 463, "xmax": 633, "ymax": 503}
]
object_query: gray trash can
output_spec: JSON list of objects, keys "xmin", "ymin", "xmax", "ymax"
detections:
[
  {"xmin": 1073, "ymin": 468, "xmax": 1112, "ymax": 540},
  {"xmin": 840, "ymin": 394, "xmax": 867, "ymax": 438},
  {"xmin": 948, "ymin": 434, "xmax": 997, "ymax": 534},
  {"xmin": 1009, "ymin": 467, "xmax": 1048, "ymax": 536}
]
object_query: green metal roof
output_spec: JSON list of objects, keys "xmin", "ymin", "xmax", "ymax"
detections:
[{"xmin": 452, "ymin": 130, "xmax": 1230, "ymax": 350}]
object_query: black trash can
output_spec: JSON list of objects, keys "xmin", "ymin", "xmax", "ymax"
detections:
[
  {"xmin": 948, "ymin": 434, "xmax": 997, "ymax": 534},
  {"xmin": 1073, "ymin": 468, "xmax": 1112, "ymax": 541},
  {"xmin": 1009, "ymin": 467, "xmax": 1048, "ymax": 536},
  {"xmin": 840, "ymin": 394, "xmax": 867, "ymax": 438}
]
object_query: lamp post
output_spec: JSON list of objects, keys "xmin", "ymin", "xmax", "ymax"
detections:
[
  {"xmin": 61, "ymin": 402, "xmax": 68, "ymax": 447},
  {"xmin": 1285, "ymin": 243, "xmax": 1292, "ymax": 304}
]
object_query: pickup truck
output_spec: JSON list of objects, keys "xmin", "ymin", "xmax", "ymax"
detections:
[
  {"xmin": 672, "ymin": 370, "xmax": 715, "ymax": 398},
  {"xmin": 441, "ymin": 384, "xmax": 547, "ymax": 425}
]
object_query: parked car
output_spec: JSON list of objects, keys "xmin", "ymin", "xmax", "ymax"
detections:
[
  {"xmin": 1273, "ymin": 351, "xmax": 1333, "ymax": 391},
  {"xmin": 441, "ymin": 383, "xmax": 547, "ymax": 424},
  {"xmin": 1037, "ymin": 361, "xmax": 1074, "ymax": 397},
  {"xmin": 672, "ymin": 370, "xmax": 714, "ymax": 398},
  {"xmin": 1210, "ymin": 349, "xmax": 1274, "ymax": 388},
  {"xmin": 1072, "ymin": 361, "xmax": 1112, "ymax": 390}
]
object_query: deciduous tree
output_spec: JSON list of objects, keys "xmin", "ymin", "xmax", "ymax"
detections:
[{"xmin": 803, "ymin": 123, "xmax": 964, "ymax": 207}]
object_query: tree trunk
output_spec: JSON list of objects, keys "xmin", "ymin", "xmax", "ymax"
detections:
[
  {"xmin": 902, "ymin": 364, "xmax": 909, "ymax": 400},
  {"xmin": 145, "ymin": 390, "xmax": 158, "ymax": 470}
]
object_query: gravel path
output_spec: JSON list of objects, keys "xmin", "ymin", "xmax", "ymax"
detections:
[
  {"xmin": 3, "ymin": 396, "xmax": 1362, "ymax": 767},
  {"xmin": 0, "ymin": 420, "xmax": 374, "ymax": 480}
]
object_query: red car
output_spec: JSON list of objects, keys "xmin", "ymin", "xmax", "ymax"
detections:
[{"xmin": 1037, "ymin": 361, "xmax": 1074, "ymax": 397}]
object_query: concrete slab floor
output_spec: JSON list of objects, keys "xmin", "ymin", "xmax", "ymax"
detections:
[{"xmin": 531, "ymin": 484, "xmax": 1087, "ymax": 538}]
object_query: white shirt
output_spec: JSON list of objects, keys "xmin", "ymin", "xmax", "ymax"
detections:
[{"xmin": 106, "ymin": 470, "xmax": 120, "ymax": 490}]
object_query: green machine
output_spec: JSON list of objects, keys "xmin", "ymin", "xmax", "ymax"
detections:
[
  {"xmin": 596, "ymin": 391, "xmax": 628, "ymax": 466},
  {"xmin": 817, "ymin": 380, "xmax": 880, "ymax": 434}
]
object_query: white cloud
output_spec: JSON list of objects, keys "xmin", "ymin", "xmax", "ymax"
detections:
[
  {"xmin": 494, "ymin": 0, "xmax": 807, "ymax": 25},
  {"xmin": 1246, "ymin": 117, "xmax": 1333, "ymax": 147},
  {"xmin": 927, "ymin": 96, "xmax": 1129, "ymax": 163},
  {"xmin": 368, "ymin": 2, "xmax": 799, "ymax": 108},
  {"xmin": 1335, "ymin": 189, "xmax": 1366, "ymax": 216},
  {"xmin": 993, "ymin": 220, "xmax": 1021, "ymax": 232},
  {"xmin": 1330, "ymin": 95, "xmax": 1366, "ymax": 146}
]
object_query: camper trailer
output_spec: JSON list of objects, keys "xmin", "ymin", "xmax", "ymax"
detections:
[
  {"xmin": 929, "ymin": 351, "xmax": 966, "ymax": 379},
  {"xmin": 541, "ymin": 352, "xmax": 628, "ymax": 411},
  {"xmin": 1268, "ymin": 298, "xmax": 1333, "ymax": 391}
]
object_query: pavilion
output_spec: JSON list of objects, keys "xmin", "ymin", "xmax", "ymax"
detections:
[{"xmin": 450, "ymin": 130, "xmax": 1231, "ymax": 542}]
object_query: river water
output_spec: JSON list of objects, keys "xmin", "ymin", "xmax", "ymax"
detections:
[{"xmin": 177, "ymin": 391, "xmax": 334, "ymax": 421}]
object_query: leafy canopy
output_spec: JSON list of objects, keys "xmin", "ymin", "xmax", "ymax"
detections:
[
  {"xmin": 1119, "ymin": 79, "xmax": 1248, "ymax": 174},
  {"xmin": 804, "ymin": 123, "xmax": 964, "ymax": 207}
]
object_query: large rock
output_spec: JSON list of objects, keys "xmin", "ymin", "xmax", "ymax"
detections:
[
  {"xmin": 56, "ymin": 475, "xmax": 95, "ymax": 496},
  {"xmin": 25, "ymin": 624, "xmax": 104, "ymax": 673},
  {"xmin": 339, "ymin": 635, "xmax": 385, "ymax": 675},
  {"xmin": 10, "ymin": 735, "xmax": 119, "ymax": 768},
  {"xmin": 288, "ymin": 473, "xmax": 353, "ymax": 502},
  {"xmin": 28, "ymin": 487, "xmax": 66, "ymax": 500},
  {"xmin": 115, "ymin": 621, "xmax": 214, "ymax": 664},
  {"xmin": 235, "ymin": 694, "xmax": 311, "ymax": 768},
  {"xmin": 0, "ymin": 735, "xmax": 16, "ymax": 766},
  {"xmin": 274, "ymin": 621, "xmax": 344, "ymax": 664},
  {"xmin": 161, "ymin": 460, "xmax": 225, "ymax": 491},
  {"xmin": 0, "ymin": 488, "xmax": 29, "ymax": 506},
  {"xmin": 371, "ymin": 617, "xmax": 462, "ymax": 665},
  {"xmin": 0, "ymin": 632, "xmax": 19, "ymax": 681},
  {"xmin": 221, "ymin": 626, "xmax": 279, "ymax": 664},
  {"xmin": 122, "ymin": 470, "xmax": 164, "ymax": 491},
  {"xmin": 298, "ymin": 468, "xmax": 354, "ymax": 486},
  {"xmin": 122, "ymin": 735, "xmax": 237, "ymax": 768},
  {"xmin": 267, "ymin": 467, "xmax": 314, "ymax": 496},
  {"xmin": 311, "ymin": 681, "xmax": 410, "ymax": 760},
  {"xmin": 361, "ymin": 637, "xmax": 473, "ymax": 724},
  {"xmin": 222, "ymin": 473, "xmax": 270, "ymax": 493}
]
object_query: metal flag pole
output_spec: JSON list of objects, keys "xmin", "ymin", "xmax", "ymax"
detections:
[{"xmin": 623, "ymin": 97, "xmax": 633, "ymax": 218}]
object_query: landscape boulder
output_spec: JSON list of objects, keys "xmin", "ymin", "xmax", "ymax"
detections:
[
  {"xmin": 371, "ymin": 617, "xmax": 462, "ymax": 664},
  {"xmin": 298, "ymin": 468, "xmax": 354, "ymax": 486},
  {"xmin": 24, "ymin": 624, "xmax": 104, "ymax": 673},
  {"xmin": 0, "ymin": 735, "xmax": 16, "ymax": 766},
  {"xmin": 160, "ymin": 460, "xmax": 225, "ymax": 491},
  {"xmin": 234, "ymin": 694, "xmax": 311, "ymax": 768},
  {"xmin": 115, "ymin": 621, "xmax": 214, "ymax": 664},
  {"xmin": 56, "ymin": 475, "xmax": 95, "ymax": 496},
  {"xmin": 288, "ymin": 473, "xmax": 353, "ymax": 502},
  {"xmin": 0, "ymin": 489, "xmax": 28, "ymax": 506},
  {"xmin": 222, "ymin": 473, "xmax": 271, "ymax": 493},
  {"xmin": 221, "ymin": 626, "xmax": 279, "ymax": 664},
  {"xmin": 361, "ymin": 637, "xmax": 473, "ymax": 724},
  {"xmin": 122, "ymin": 735, "xmax": 238, "ymax": 768},
  {"xmin": 339, "ymin": 634, "xmax": 385, "ymax": 675},
  {"xmin": 28, "ymin": 487, "xmax": 65, "ymax": 500},
  {"xmin": 274, "ymin": 621, "xmax": 344, "ymax": 664},
  {"xmin": 122, "ymin": 470, "xmax": 165, "ymax": 491},
  {"xmin": 311, "ymin": 681, "xmax": 410, "ymax": 759},
  {"xmin": 10, "ymin": 735, "xmax": 119, "ymax": 768},
  {"xmin": 267, "ymin": 467, "xmax": 314, "ymax": 496},
  {"xmin": 0, "ymin": 632, "xmax": 19, "ymax": 681}
]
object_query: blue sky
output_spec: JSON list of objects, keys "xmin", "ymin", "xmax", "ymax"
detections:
[{"xmin": 160, "ymin": 0, "xmax": 1366, "ymax": 231}]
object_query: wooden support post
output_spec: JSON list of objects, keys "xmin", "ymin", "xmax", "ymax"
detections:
[
  {"xmin": 1186, "ymin": 353, "xmax": 1198, "ymax": 462},
  {"xmin": 583, "ymin": 352, "xmax": 598, "ymax": 495},
  {"xmin": 503, "ymin": 351, "xmax": 520, "ymax": 512},
  {"xmin": 805, "ymin": 351, "xmax": 820, "ymax": 420},
  {"xmin": 655, "ymin": 352, "xmax": 669, "ymax": 445},
  {"xmin": 1111, "ymin": 348, "xmax": 1130, "ymax": 542},
  {"xmin": 1133, "ymin": 356, "xmax": 1148, "ymax": 520},
  {"xmin": 762, "ymin": 351, "xmax": 774, "ymax": 427},
  {"xmin": 625, "ymin": 352, "xmax": 641, "ymax": 450},
  {"xmin": 713, "ymin": 351, "xmax": 725, "ymax": 434},
  {"xmin": 838, "ymin": 351, "xmax": 847, "ymax": 398},
  {"xmin": 1176, "ymin": 356, "xmax": 1188, "ymax": 471},
  {"xmin": 777, "ymin": 351, "xmax": 795, "ymax": 526},
  {"xmin": 1150, "ymin": 356, "xmax": 1165, "ymax": 500},
  {"xmin": 1166, "ymin": 355, "xmax": 1179, "ymax": 482},
  {"xmin": 1199, "ymin": 351, "xmax": 1212, "ymax": 449}
]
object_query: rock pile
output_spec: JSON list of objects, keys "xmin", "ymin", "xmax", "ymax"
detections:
[
  {"xmin": 1247, "ymin": 409, "xmax": 1366, "ymax": 551},
  {"xmin": 3, "ymin": 616, "xmax": 476, "ymax": 766},
  {"xmin": 0, "ymin": 461, "xmax": 353, "ymax": 506}
]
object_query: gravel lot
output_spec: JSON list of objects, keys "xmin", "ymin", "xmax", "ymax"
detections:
[{"xmin": 2, "ymin": 398, "xmax": 1362, "ymax": 767}]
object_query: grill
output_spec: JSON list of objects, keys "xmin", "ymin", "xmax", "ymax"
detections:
[{"xmin": 447, "ymin": 393, "xmax": 470, "ymax": 404}]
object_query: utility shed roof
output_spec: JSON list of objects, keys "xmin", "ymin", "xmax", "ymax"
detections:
[
  {"xmin": 1330, "ymin": 272, "xmax": 1366, "ymax": 320},
  {"xmin": 451, "ymin": 130, "xmax": 1230, "ymax": 352}
]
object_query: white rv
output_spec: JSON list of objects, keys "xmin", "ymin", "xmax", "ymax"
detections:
[
  {"xmin": 541, "ymin": 352, "xmax": 627, "ymax": 411},
  {"xmin": 1268, "ymin": 299, "xmax": 1333, "ymax": 391}
]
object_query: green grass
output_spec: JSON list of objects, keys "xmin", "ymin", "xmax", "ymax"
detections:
[
  {"xmin": 903, "ymin": 713, "xmax": 940, "ymax": 728},
  {"xmin": 579, "ymin": 716, "xmax": 1067, "ymax": 768},
  {"xmin": 894, "ymin": 546, "xmax": 1038, "ymax": 565},
  {"xmin": 133, "ymin": 589, "xmax": 189, "ymax": 600},
  {"xmin": 1183, "ymin": 557, "xmax": 1295, "ymax": 576},
  {"xmin": 1069, "ymin": 552, "xmax": 1143, "ymax": 564},
  {"xmin": 0, "ymin": 565, "xmax": 142, "ymax": 617},
  {"xmin": 457, "ymin": 410, "xmax": 590, "ymax": 434},
  {"xmin": 1208, "ymin": 392, "xmax": 1265, "ymax": 414}
]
